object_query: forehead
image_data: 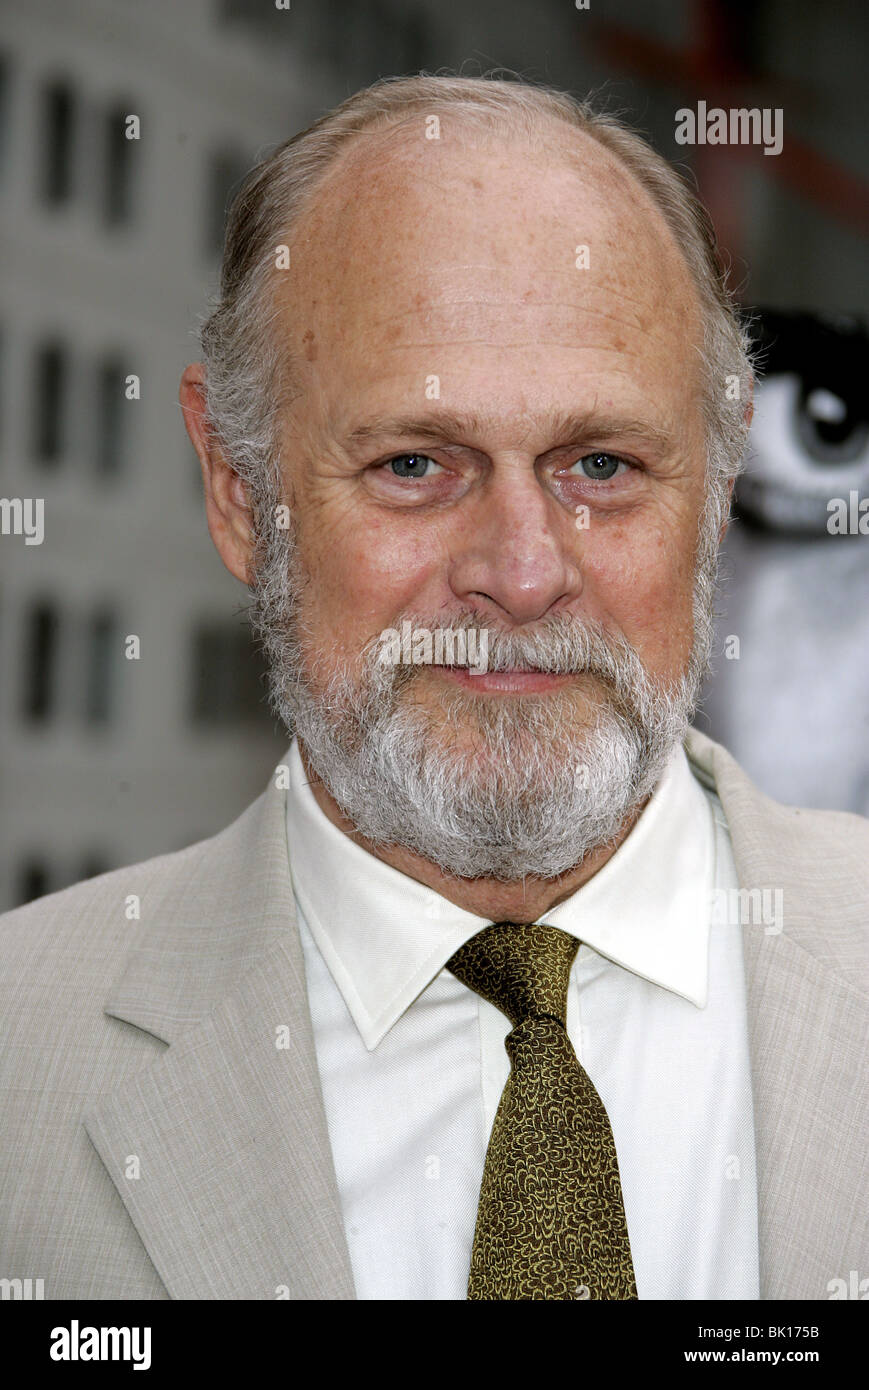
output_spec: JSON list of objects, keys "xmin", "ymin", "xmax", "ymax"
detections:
[{"xmin": 277, "ymin": 119, "xmax": 705, "ymax": 428}]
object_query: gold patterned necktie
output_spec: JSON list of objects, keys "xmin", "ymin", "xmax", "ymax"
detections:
[{"xmin": 446, "ymin": 920, "xmax": 638, "ymax": 1300}]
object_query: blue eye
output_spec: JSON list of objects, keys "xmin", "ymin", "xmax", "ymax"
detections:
[
  {"xmin": 388, "ymin": 453, "xmax": 441, "ymax": 479},
  {"xmin": 571, "ymin": 452, "xmax": 626, "ymax": 481}
]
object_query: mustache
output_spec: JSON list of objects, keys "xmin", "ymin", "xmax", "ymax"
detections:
[
  {"xmin": 348, "ymin": 609, "xmax": 678, "ymax": 740},
  {"xmin": 358, "ymin": 610, "xmax": 648, "ymax": 684}
]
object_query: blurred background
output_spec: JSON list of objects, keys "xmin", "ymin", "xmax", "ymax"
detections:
[{"xmin": 1, "ymin": 0, "xmax": 867, "ymax": 910}]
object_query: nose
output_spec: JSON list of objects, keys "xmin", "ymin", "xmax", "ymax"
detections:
[{"xmin": 449, "ymin": 463, "xmax": 582, "ymax": 626}]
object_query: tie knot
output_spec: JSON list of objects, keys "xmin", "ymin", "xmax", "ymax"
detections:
[{"xmin": 446, "ymin": 921, "xmax": 579, "ymax": 1028}]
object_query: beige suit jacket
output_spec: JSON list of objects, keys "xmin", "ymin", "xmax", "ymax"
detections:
[{"xmin": 0, "ymin": 729, "xmax": 866, "ymax": 1300}]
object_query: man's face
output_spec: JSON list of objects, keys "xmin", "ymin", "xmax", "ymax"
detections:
[
  {"xmin": 277, "ymin": 126, "xmax": 706, "ymax": 704},
  {"xmin": 255, "ymin": 122, "xmax": 713, "ymax": 879}
]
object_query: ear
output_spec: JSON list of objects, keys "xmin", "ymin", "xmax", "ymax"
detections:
[{"xmin": 180, "ymin": 363, "xmax": 254, "ymax": 585}]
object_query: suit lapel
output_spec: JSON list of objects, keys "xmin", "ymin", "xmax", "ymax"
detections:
[
  {"xmin": 685, "ymin": 729, "xmax": 868, "ymax": 1299},
  {"xmin": 84, "ymin": 754, "xmax": 356, "ymax": 1300}
]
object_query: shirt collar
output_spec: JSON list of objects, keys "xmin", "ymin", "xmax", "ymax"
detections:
[{"xmin": 285, "ymin": 737, "xmax": 716, "ymax": 1051}]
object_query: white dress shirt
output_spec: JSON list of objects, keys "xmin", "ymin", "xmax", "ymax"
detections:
[{"xmin": 285, "ymin": 737, "xmax": 760, "ymax": 1300}]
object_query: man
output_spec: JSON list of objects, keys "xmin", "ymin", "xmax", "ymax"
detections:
[{"xmin": 1, "ymin": 74, "xmax": 866, "ymax": 1301}]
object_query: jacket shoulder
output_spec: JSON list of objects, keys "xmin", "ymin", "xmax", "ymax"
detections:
[
  {"xmin": 685, "ymin": 726, "xmax": 868, "ymax": 988},
  {"xmin": 0, "ymin": 788, "xmax": 271, "ymax": 974},
  {"xmin": 685, "ymin": 725, "xmax": 869, "ymax": 853}
]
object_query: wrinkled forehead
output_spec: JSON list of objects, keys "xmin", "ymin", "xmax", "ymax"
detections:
[{"xmin": 275, "ymin": 118, "xmax": 705, "ymax": 407}]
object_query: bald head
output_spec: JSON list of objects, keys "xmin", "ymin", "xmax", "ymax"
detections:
[
  {"xmin": 195, "ymin": 75, "xmax": 752, "ymax": 546},
  {"xmin": 279, "ymin": 119, "xmax": 706, "ymax": 453}
]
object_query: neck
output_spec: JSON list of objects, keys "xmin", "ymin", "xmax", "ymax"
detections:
[{"xmin": 297, "ymin": 742, "xmax": 651, "ymax": 921}]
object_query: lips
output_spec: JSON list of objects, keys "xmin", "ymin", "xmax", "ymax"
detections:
[{"xmin": 432, "ymin": 666, "xmax": 573, "ymax": 693}]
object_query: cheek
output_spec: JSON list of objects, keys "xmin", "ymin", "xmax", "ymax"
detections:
[
  {"xmin": 296, "ymin": 511, "xmax": 444, "ymax": 640},
  {"xmin": 582, "ymin": 517, "xmax": 698, "ymax": 668}
]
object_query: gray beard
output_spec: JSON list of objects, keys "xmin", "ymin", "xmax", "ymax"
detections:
[{"xmin": 249, "ymin": 514, "xmax": 719, "ymax": 882}]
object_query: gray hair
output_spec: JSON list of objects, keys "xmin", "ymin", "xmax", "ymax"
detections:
[{"xmin": 198, "ymin": 73, "xmax": 755, "ymax": 571}]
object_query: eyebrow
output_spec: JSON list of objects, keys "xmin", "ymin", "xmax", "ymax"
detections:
[{"xmin": 344, "ymin": 409, "xmax": 674, "ymax": 453}]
